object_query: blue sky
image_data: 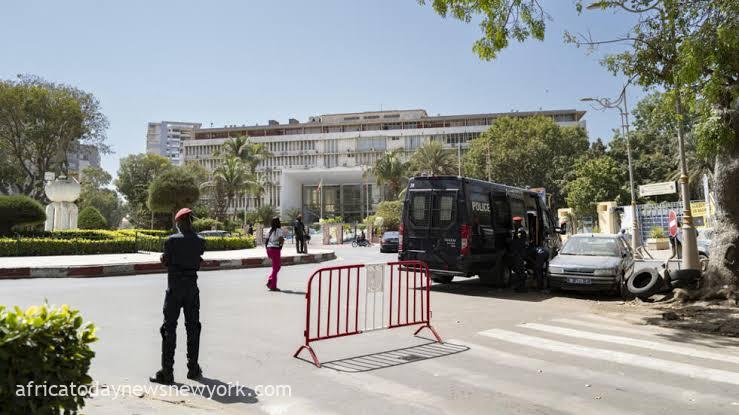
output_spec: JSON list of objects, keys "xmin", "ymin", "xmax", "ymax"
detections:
[{"xmin": 2, "ymin": 0, "xmax": 646, "ymax": 176}]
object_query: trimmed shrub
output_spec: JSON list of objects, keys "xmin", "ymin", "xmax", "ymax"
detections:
[
  {"xmin": 0, "ymin": 304, "xmax": 97, "ymax": 414},
  {"xmin": 0, "ymin": 195, "xmax": 46, "ymax": 235},
  {"xmin": 77, "ymin": 206, "xmax": 107, "ymax": 229},
  {"xmin": 0, "ymin": 237, "xmax": 137, "ymax": 256},
  {"xmin": 192, "ymin": 218, "xmax": 224, "ymax": 232},
  {"xmin": 204, "ymin": 235, "xmax": 255, "ymax": 251}
]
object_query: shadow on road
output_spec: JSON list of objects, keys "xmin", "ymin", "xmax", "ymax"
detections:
[
  {"xmin": 278, "ymin": 289, "xmax": 307, "ymax": 296},
  {"xmin": 430, "ymin": 278, "xmax": 624, "ymax": 303},
  {"xmin": 173, "ymin": 377, "xmax": 259, "ymax": 404},
  {"xmin": 314, "ymin": 341, "xmax": 469, "ymax": 373}
]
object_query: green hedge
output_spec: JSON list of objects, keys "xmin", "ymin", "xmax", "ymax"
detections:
[
  {"xmin": 0, "ymin": 304, "xmax": 97, "ymax": 414},
  {"xmin": 0, "ymin": 195, "xmax": 46, "ymax": 235},
  {"xmin": 0, "ymin": 232, "xmax": 256, "ymax": 256},
  {"xmin": 0, "ymin": 237, "xmax": 137, "ymax": 256},
  {"xmin": 77, "ymin": 206, "xmax": 107, "ymax": 229}
]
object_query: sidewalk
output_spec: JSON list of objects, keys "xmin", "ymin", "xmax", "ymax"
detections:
[{"xmin": 0, "ymin": 248, "xmax": 335, "ymax": 279}]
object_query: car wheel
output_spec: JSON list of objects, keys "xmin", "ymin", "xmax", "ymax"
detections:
[
  {"xmin": 627, "ymin": 269, "xmax": 661, "ymax": 299},
  {"xmin": 618, "ymin": 273, "xmax": 634, "ymax": 300},
  {"xmin": 432, "ymin": 275, "xmax": 454, "ymax": 284},
  {"xmin": 481, "ymin": 261, "xmax": 510, "ymax": 288}
]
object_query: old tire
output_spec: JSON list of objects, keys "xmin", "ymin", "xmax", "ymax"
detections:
[
  {"xmin": 668, "ymin": 269, "xmax": 701, "ymax": 289},
  {"xmin": 627, "ymin": 269, "xmax": 661, "ymax": 298},
  {"xmin": 699, "ymin": 254, "xmax": 709, "ymax": 273},
  {"xmin": 432, "ymin": 275, "xmax": 454, "ymax": 284}
]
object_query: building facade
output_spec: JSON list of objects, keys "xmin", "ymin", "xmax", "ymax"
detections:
[
  {"xmin": 67, "ymin": 144, "xmax": 101, "ymax": 175},
  {"xmin": 183, "ymin": 109, "xmax": 586, "ymax": 223},
  {"xmin": 146, "ymin": 121, "xmax": 202, "ymax": 165}
]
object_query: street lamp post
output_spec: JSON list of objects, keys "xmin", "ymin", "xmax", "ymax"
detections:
[{"xmin": 581, "ymin": 85, "xmax": 641, "ymax": 255}]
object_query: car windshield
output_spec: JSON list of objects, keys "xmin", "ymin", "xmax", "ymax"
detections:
[
  {"xmin": 560, "ymin": 237, "xmax": 620, "ymax": 257},
  {"xmin": 383, "ymin": 232, "xmax": 399, "ymax": 238}
]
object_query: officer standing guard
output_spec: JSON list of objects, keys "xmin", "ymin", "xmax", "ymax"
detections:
[
  {"xmin": 150, "ymin": 208, "xmax": 206, "ymax": 384},
  {"xmin": 293, "ymin": 214, "xmax": 307, "ymax": 254},
  {"xmin": 510, "ymin": 216, "xmax": 529, "ymax": 293}
]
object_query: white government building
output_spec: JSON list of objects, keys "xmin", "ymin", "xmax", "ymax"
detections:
[{"xmin": 175, "ymin": 109, "xmax": 585, "ymax": 223}]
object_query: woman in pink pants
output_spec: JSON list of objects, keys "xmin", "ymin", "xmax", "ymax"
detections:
[{"xmin": 265, "ymin": 217, "xmax": 284, "ymax": 291}]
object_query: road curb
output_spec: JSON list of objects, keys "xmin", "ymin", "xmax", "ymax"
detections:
[{"xmin": 0, "ymin": 252, "xmax": 336, "ymax": 279}]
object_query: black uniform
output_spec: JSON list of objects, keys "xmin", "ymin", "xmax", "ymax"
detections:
[
  {"xmin": 528, "ymin": 245, "xmax": 549, "ymax": 289},
  {"xmin": 293, "ymin": 219, "xmax": 307, "ymax": 254},
  {"xmin": 510, "ymin": 225, "xmax": 528, "ymax": 291},
  {"xmin": 159, "ymin": 230, "xmax": 206, "ymax": 377}
]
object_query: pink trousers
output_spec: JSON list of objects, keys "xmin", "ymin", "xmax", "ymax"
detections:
[{"xmin": 266, "ymin": 247, "xmax": 282, "ymax": 289}]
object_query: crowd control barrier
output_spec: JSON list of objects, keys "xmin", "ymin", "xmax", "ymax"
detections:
[{"xmin": 294, "ymin": 260, "xmax": 442, "ymax": 367}]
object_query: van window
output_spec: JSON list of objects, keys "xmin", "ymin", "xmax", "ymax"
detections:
[
  {"xmin": 434, "ymin": 192, "xmax": 456, "ymax": 227},
  {"xmin": 509, "ymin": 197, "xmax": 525, "ymax": 221},
  {"xmin": 410, "ymin": 192, "xmax": 431, "ymax": 227},
  {"xmin": 470, "ymin": 192, "xmax": 491, "ymax": 226}
]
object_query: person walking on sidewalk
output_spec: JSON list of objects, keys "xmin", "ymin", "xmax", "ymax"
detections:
[
  {"xmin": 266, "ymin": 217, "xmax": 285, "ymax": 291},
  {"xmin": 293, "ymin": 214, "xmax": 307, "ymax": 254},
  {"xmin": 150, "ymin": 208, "xmax": 206, "ymax": 385}
]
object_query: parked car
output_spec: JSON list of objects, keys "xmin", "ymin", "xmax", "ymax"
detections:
[
  {"xmin": 398, "ymin": 176, "xmax": 562, "ymax": 285},
  {"xmin": 198, "ymin": 230, "xmax": 231, "ymax": 238},
  {"xmin": 697, "ymin": 228, "xmax": 713, "ymax": 272},
  {"xmin": 548, "ymin": 234, "xmax": 635, "ymax": 298},
  {"xmin": 380, "ymin": 231, "xmax": 399, "ymax": 253}
]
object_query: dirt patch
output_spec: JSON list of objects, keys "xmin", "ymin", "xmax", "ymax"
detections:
[{"xmin": 596, "ymin": 298, "xmax": 739, "ymax": 338}]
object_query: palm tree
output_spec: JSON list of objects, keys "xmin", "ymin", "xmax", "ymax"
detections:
[
  {"xmin": 220, "ymin": 135, "xmax": 272, "ymax": 173},
  {"xmin": 212, "ymin": 157, "xmax": 254, "ymax": 220},
  {"xmin": 371, "ymin": 149, "xmax": 408, "ymax": 200},
  {"xmin": 408, "ymin": 141, "xmax": 457, "ymax": 176}
]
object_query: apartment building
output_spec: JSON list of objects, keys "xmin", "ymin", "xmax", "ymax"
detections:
[
  {"xmin": 146, "ymin": 121, "xmax": 202, "ymax": 165},
  {"xmin": 183, "ymin": 109, "xmax": 586, "ymax": 223}
]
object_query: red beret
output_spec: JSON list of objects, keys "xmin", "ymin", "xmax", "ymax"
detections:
[
  {"xmin": 175, "ymin": 208, "xmax": 193, "ymax": 221},
  {"xmin": 512, "ymin": 216, "xmax": 523, "ymax": 221}
]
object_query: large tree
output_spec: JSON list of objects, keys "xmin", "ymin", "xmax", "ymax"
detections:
[
  {"xmin": 464, "ymin": 116, "xmax": 589, "ymax": 208},
  {"xmin": 565, "ymin": 155, "xmax": 629, "ymax": 217},
  {"xmin": 220, "ymin": 135, "xmax": 272, "ymax": 174},
  {"xmin": 78, "ymin": 166, "xmax": 124, "ymax": 229},
  {"xmin": 408, "ymin": 140, "xmax": 458, "ymax": 176},
  {"xmin": 211, "ymin": 157, "xmax": 254, "ymax": 220},
  {"xmin": 115, "ymin": 153, "xmax": 172, "ymax": 227},
  {"xmin": 0, "ymin": 75, "xmax": 109, "ymax": 199}
]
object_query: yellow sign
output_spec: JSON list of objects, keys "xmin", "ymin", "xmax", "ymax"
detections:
[{"xmin": 689, "ymin": 201, "xmax": 714, "ymax": 229}]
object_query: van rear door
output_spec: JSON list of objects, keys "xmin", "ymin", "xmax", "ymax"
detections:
[{"xmin": 405, "ymin": 187, "xmax": 460, "ymax": 268}]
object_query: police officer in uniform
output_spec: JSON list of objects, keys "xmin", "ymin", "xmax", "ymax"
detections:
[
  {"xmin": 150, "ymin": 208, "xmax": 206, "ymax": 384},
  {"xmin": 509, "ymin": 216, "xmax": 529, "ymax": 293},
  {"xmin": 293, "ymin": 214, "xmax": 307, "ymax": 254}
]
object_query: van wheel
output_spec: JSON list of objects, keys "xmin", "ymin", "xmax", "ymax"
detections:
[
  {"xmin": 432, "ymin": 275, "xmax": 454, "ymax": 284},
  {"xmin": 481, "ymin": 262, "xmax": 510, "ymax": 288}
]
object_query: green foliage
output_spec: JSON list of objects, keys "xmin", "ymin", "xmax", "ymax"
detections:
[
  {"xmin": 408, "ymin": 140, "xmax": 458, "ymax": 176},
  {"xmin": 372, "ymin": 149, "xmax": 408, "ymax": 200},
  {"xmin": 77, "ymin": 206, "xmax": 107, "ymax": 230},
  {"xmin": 0, "ymin": 195, "xmax": 46, "ymax": 235},
  {"xmin": 115, "ymin": 153, "xmax": 173, "ymax": 227},
  {"xmin": 650, "ymin": 226, "xmax": 666, "ymax": 239},
  {"xmin": 283, "ymin": 207, "xmax": 301, "ymax": 223},
  {"xmin": 204, "ymin": 235, "xmax": 255, "ymax": 251},
  {"xmin": 212, "ymin": 157, "xmax": 254, "ymax": 219},
  {"xmin": 78, "ymin": 166, "xmax": 124, "ymax": 229},
  {"xmin": 0, "ymin": 303, "xmax": 97, "ymax": 414},
  {"xmin": 0, "ymin": 75, "xmax": 109, "ymax": 198},
  {"xmin": 193, "ymin": 218, "xmax": 224, "ymax": 232},
  {"xmin": 0, "ymin": 236, "xmax": 135, "ymax": 256},
  {"xmin": 565, "ymin": 156, "xmax": 628, "ymax": 217},
  {"xmin": 320, "ymin": 216, "xmax": 344, "ymax": 224},
  {"xmin": 464, "ymin": 116, "xmax": 589, "ymax": 208},
  {"xmin": 219, "ymin": 135, "xmax": 272, "ymax": 173},
  {"xmin": 373, "ymin": 200, "xmax": 403, "ymax": 230},
  {"xmin": 419, "ymin": 0, "xmax": 547, "ymax": 61},
  {"xmin": 255, "ymin": 205, "xmax": 278, "ymax": 226},
  {"xmin": 147, "ymin": 167, "xmax": 200, "ymax": 217}
]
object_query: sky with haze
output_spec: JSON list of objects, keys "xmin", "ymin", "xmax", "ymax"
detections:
[{"xmin": 1, "ymin": 0, "xmax": 647, "ymax": 176}]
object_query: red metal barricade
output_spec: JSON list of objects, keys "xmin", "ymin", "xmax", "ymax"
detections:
[{"xmin": 294, "ymin": 260, "xmax": 442, "ymax": 367}]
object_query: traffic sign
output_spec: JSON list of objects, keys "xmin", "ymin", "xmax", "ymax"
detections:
[{"xmin": 668, "ymin": 210, "xmax": 678, "ymax": 238}]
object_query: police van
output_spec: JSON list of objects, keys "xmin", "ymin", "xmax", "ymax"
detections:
[{"xmin": 398, "ymin": 176, "xmax": 562, "ymax": 285}]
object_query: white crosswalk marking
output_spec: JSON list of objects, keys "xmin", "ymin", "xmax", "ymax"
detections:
[
  {"xmin": 479, "ymin": 328, "xmax": 739, "ymax": 385},
  {"xmin": 520, "ymin": 322, "xmax": 739, "ymax": 365},
  {"xmin": 449, "ymin": 339, "xmax": 736, "ymax": 406}
]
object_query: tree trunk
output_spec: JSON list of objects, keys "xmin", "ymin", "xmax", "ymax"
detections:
[{"xmin": 700, "ymin": 142, "xmax": 738, "ymax": 303}]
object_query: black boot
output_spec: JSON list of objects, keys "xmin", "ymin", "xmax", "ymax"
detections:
[
  {"xmin": 149, "ymin": 369, "xmax": 174, "ymax": 385},
  {"xmin": 187, "ymin": 363, "xmax": 203, "ymax": 380}
]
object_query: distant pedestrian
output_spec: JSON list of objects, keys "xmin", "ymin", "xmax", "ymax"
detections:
[
  {"xmin": 247, "ymin": 223, "xmax": 254, "ymax": 237},
  {"xmin": 266, "ymin": 217, "xmax": 285, "ymax": 291},
  {"xmin": 509, "ymin": 216, "xmax": 529, "ymax": 293},
  {"xmin": 293, "ymin": 214, "xmax": 307, "ymax": 254},
  {"xmin": 150, "ymin": 208, "xmax": 206, "ymax": 385}
]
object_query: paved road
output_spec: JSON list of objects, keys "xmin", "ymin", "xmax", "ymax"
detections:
[{"xmin": 2, "ymin": 245, "xmax": 737, "ymax": 414}]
